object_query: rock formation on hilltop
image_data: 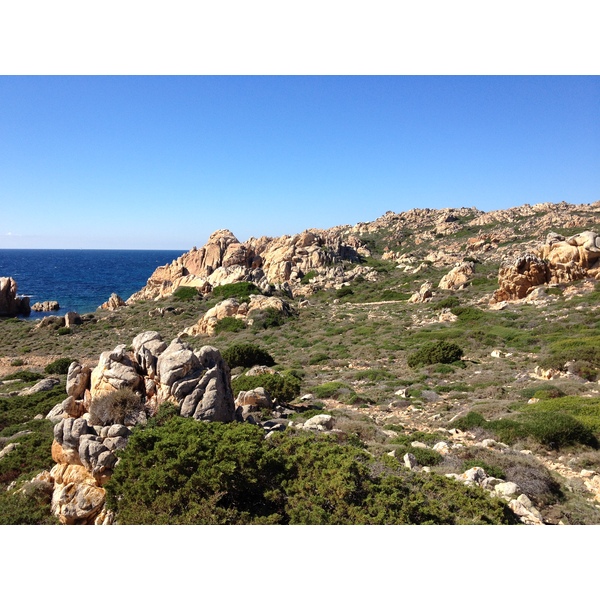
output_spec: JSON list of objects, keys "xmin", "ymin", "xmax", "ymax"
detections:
[
  {"xmin": 128, "ymin": 228, "xmax": 370, "ymax": 302},
  {"xmin": 0, "ymin": 277, "xmax": 31, "ymax": 317},
  {"xmin": 492, "ymin": 229, "xmax": 600, "ymax": 302}
]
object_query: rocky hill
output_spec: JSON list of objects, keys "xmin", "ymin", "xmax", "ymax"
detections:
[{"xmin": 1, "ymin": 199, "xmax": 600, "ymax": 525}]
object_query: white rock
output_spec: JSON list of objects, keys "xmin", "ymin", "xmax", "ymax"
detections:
[
  {"xmin": 494, "ymin": 481, "xmax": 521, "ymax": 498},
  {"xmin": 404, "ymin": 453, "xmax": 418, "ymax": 470},
  {"xmin": 303, "ymin": 414, "xmax": 334, "ymax": 431},
  {"xmin": 411, "ymin": 441, "xmax": 428, "ymax": 449},
  {"xmin": 433, "ymin": 441, "xmax": 450, "ymax": 455}
]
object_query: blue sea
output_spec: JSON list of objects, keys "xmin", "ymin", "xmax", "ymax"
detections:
[{"xmin": 0, "ymin": 249, "xmax": 185, "ymax": 318}]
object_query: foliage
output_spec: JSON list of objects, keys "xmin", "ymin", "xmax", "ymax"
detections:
[
  {"xmin": 222, "ymin": 343, "xmax": 275, "ymax": 369},
  {"xmin": 2, "ymin": 370, "xmax": 44, "ymax": 383},
  {"xmin": 300, "ymin": 271, "xmax": 317, "ymax": 284},
  {"xmin": 308, "ymin": 352, "xmax": 330, "ymax": 365},
  {"xmin": 232, "ymin": 372, "xmax": 301, "ymax": 404},
  {"xmin": 89, "ymin": 388, "xmax": 143, "ymax": 426},
  {"xmin": 105, "ymin": 419, "xmax": 517, "ymax": 525},
  {"xmin": 434, "ymin": 296, "xmax": 460, "ymax": 310},
  {"xmin": 335, "ymin": 287, "xmax": 354, "ymax": 299},
  {"xmin": 450, "ymin": 306, "xmax": 486, "ymax": 322},
  {"xmin": 312, "ymin": 381, "xmax": 351, "ymax": 399},
  {"xmin": 57, "ymin": 327, "xmax": 72, "ymax": 336},
  {"xmin": 0, "ymin": 481, "xmax": 58, "ymax": 525},
  {"xmin": 250, "ymin": 307, "xmax": 287, "ymax": 330},
  {"xmin": 172, "ymin": 286, "xmax": 201, "ymax": 301},
  {"xmin": 213, "ymin": 316, "xmax": 246, "ymax": 334},
  {"xmin": 462, "ymin": 459, "xmax": 506, "ymax": 480},
  {"xmin": 407, "ymin": 341, "xmax": 464, "ymax": 368},
  {"xmin": 0, "ymin": 387, "xmax": 65, "ymax": 431},
  {"xmin": 212, "ymin": 282, "xmax": 261, "ymax": 302},
  {"xmin": 45, "ymin": 357, "xmax": 74, "ymax": 375}
]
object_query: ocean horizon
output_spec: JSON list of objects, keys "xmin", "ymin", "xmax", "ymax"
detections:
[{"xmin": 0, "ymin": 248, "xmax": 185, "ymax": 318}]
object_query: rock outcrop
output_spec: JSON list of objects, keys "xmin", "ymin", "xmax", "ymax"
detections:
[
  {"xmin": 492, "ymin": 230, "xmax": 600, "ymax": 302},
  {"xmin": 0, "ymin": 277, "xmax": 30, "ymax": 316},
  {"xmin": 438, "ymin": 262, "xmax": 475, "ymax": 290},
  {"xmin": 31, "ymin": 301, "xmax": 60, "ymax": 312},
  {"xmin": 99, "ymin": 293, "xmax": 126, "ymax": 311},
  {"xmin": 183, "ymin": 294, "xmax": 295, "ymax": 337},
  {"xmin": 128, "ymin": 228, "xmax": 369, "ymax": 302},
  {"xmin": 44, "ymin": 331, "xmax": 236, "ymax": 524}
]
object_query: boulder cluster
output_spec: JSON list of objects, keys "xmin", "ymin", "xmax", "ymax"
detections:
[
  {"xmin": 493, "ymin": 230, "xmax": 600, "ymax": 302},
  {"xmin": 40, "ymin": 332, "xmax": 236, "ymax": 524},
  {"xmin": 128, "ymin": 228, "xmax": 370, "ymax": 302}
]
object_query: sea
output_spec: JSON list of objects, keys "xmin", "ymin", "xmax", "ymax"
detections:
[{"xmin": 0, "ymin": 249, "xmax": 185, "ymax": 319}]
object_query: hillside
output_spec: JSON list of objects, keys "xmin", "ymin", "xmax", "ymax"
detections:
[{"xmin": 1, "ymin": 199, "xmax": 600, "ymax": 525}]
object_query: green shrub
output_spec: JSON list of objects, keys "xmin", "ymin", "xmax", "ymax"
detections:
[
  {"xmin": 312, "ymin": 381, "xmax": 351, "ymax": 399},
  {"xmin": 451, "ymin": 306, "xmax": 485, "ymax": 322},
  {"xmin": 378, "ymin": 290, "xmax": 411, "ymax": 301},
  {"xmin": 407, "ymin": 341, "xmax": 464, "ymax": 368},
  {"xmin": 44, "ymin": 357, "xmax": 74, "ymax": 375},
  {"xmin": 57, "ymin": 327, "xmax": 72, "ymax": 336},
  {"xmin": 0, "ymin": 480, "xmax": 59, "ymax": 525},
  {"xmin": 309, "ymin": 353, "xmax": 330, "ymax": 365},
  {"xmin": 462, "ymin": 459, "xmax": 506, "ymax": 480},
  {"xmin": 250, "ymin": 307, "xmax": 286, "ymax": 329},
  {"xmin": 335, "ymin": 287, "xmax": 354, "ymax": 299},
  {"xmin": 10, "ymin": 359, "xmax": 24, "ymax": 367},
  {"xmin": 222, "ymin": 343, "xmax": 275, "ymax": 369},
  {"xmin": 104, "ymin": 419, "xmax": 516, "ymax": 525},
  {"xmin": 2, "ymin": 370, "xmax": 44, "ymax": 383},
  {"xmin": 172, "ymin": 286, "xmax": 201, "ymax": 301},
  {"xmin": 300, "ymin": 271, "xmax": 317, "ymax": 284},
  {"xmin": 214, "ymin": 316, "xmax": 246, "ymax": 334},
  {"xmin": 353, "ymin": 369, "xmax": 395, "ymax": 382},
  {"xmin": 435, "ymin": 296, "xmax": 460, "ymax": 309},
  {"xmin": 232, "ymin": 373, "xmax": 301, "ymax": 404},
  {"xmin": 213, "ymin": 282, "xmax": 261, "ymax": 302}
]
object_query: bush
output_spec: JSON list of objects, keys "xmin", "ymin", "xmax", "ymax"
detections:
[
  {"xmin": 250, "ymin": 307, "xmax": 286, "ymax": 330},
  {"xmin": 2, "ymin": 370, "xmax": 44, "ymax": 383},
  {"xmin": 57, "ymin": 327, "xmax": 72, "ymax": 336},
  {"xmin": 335, "ymin": 287, "xmax": 354, "ymax": 299},
  {"xmin": 172, "ymin": 286, "xmax": 201, "ymax": 301},
  {"xmin": 213, "ymin": 282, "xmax": 261, "ymax": 302},
  {"xmin": 213, "ymin": 316, "xmax": 246, "ymax": 334},
  {"xmin": 435, "ymin": 296, "xmax": 460, "ymax": 310},
  {"xmin": 300, "ymin": 271, "xmax": 317, "ymax": 284},
  {"xmin": 45, "ymin": 357, "xmax": 74, "ymax": 375},
  {"xmin": 407, "ymin": 341, "xmax": 464, "ymax": 368},
  {"xmin": 232, "ymin": 373, "xmax": 301, "ymax": 404},
  {"xmin": 89, "ymin": 388, "xmax": 143, "ymax": 426},
  {"xmin": 312, "ymin": 381, "xmax": 351, "ymax": 399},
  {"xmin": 308, "ymin": 353, "xmax": 330, "ymax": 365},
  {"xmin": 222, "ymin": 343, "xmax": 275, "ymax": 369},
  {"xmin": 10, "ymin": 359, "xmax": 24, "ymax": 367},
  {"xmin": 462, "ymin": 459, "xmax": 506, "ymax": 480},
  {"xmin": 104, "ymin": 419, "xmax": 516, "ymax": 525},
  {"xmin": 451, "ymin": 307, "xmax": 485, "ymax": 322}
]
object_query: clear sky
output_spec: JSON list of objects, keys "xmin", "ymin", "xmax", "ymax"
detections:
[{"xmin": 1, "ymin": 75, "xmax": 598, "ymax": 249}]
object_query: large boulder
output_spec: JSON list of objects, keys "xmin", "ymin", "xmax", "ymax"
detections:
[
  {"xmin": 31, "ymin": 300, "xmax": 60, "ymax": 311},
  {"xmin": 0, "ymin": 277, "xmax": 30, "ymax": 316},
  {"xmin": 89, "ymin": 344, "xmax": 143, "ymax": 400},
  {"xmin": 438, "ymin": 262, "xmax": 475, "ymax": 290},
  {"xmin": 66, "ymin": 362, "xmax": 91, "ymax": 400},
  {"xmin": 492, "ymin": 254, "xmax": 550, "ymax": 302},
  {"xmin": 99, "ymin": 292, "xmax": 126, "ymax": 311},
  {"xmin": 132, "ymin": 331, "xmax": 167, "ymax": 378}
]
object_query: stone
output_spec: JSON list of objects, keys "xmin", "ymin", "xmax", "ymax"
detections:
[
  {"xmin": 0, "ymin": 277, "xmax": 31, "ymax": 316},
  {"xmin": 132, "ymin": 331, "xmax": 167, "ymax": 377},
  {"xmin": 31, "ymin": 300, "xmax": 60, "ymax": 311},
  {"xmin": 90, "ymin": 344, "xmax": 143, "ymax": 399},
  {"xmin": 438, "ymin": 262, "xmax": 475, "ymax": 290},
  {"xmin": 411, "ymin": 441, "xmax": 428, "ymax": 449},
  {"xmin": 432, "ymin": 441, "xmax": 450, "ymax": 455},
  {"xmin": 303, "ymin": 414, "xmax": 335, "ymax": 431},
  {"xmin": 66, "ymin": 362, "xmax": 91, "ymax": 400},
  {"xmin": 0, "ymin": 443, "xmax": 19, "ymax": 459},
  {"xmin": 64, "ymin": 311, "xmax": 83, "ymax": 327},
  {"xmin": 409, "ymin": 281, "xmax": 433, "ymax": 303},
  {"xmin": 99, "ymin": 292, "xmax": 127, "ymax": 311},
  {"xmin": 492, "ymin": 254, "xmax": 550, "ymax": 302},
  {"xmin": 403, "ymin": 453, "xmax": 418, "ymax": 469},
  {"xmin": 235, "ymin": 387, "xmax": 273, "ymax": 409},
  {"xmin": 494, "ymin": 481, "xmax": 521, "ymax": 498},
  {"xmin": 18, "ymin": 378, "xmax": 60, "ymax": 396}
]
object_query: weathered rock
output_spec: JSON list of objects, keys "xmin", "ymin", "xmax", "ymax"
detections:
[
  {"xmin": 432, "ymin": 441, "xmax": 450, "ymax": 455},
  {"xmin": 235, "ymin": 387, "xmax": 273, "ymax": 409},
  {"xmin": 404, "ymin": 453, "xmax": 418, "ymax": 470},
  {"xmin": 0, "ymin": 443, "xmax": 19, "ymax": 459},
  {"xmin": 31, "ymin": 300, "xmax": 60, "ymax": 311},
  {"xmin": 132, "ymin": 331, "xmax": 167, "ymax": 377},
  {"xmin": 492, "ymin": 254, "xmax": 550, "ymax": 302},
  {"xmin": 50, "ymin": 463, "xmax": 106, "ymax": 525},
  {"xmin": 494, "ymin": 481, "xmax": 521, "ymax": 498},
  {"xmin": 64, "ymin": 311, "xmax": 82, "ymax": 327},
  {"xmin": 409, "ymin": 281, "xmax": 433, "ymax": 303},
  {"xmin": 303, "ymin": 414, "xmax": 335, "ymax": 431},
  {"xmin": 35, "ymin": 315, "xmax": 65, "ymax": 329},
  {"xmin": 90, "ymin": 344, "xmax": 142, "ymax": 399},
  {"xmin": 18, "ymin": 378, "xmax": 60, "ymax": 396},
  {"xmin": 158, "ymin": 340, "xmax": 235, "ymax": 423},
  {"xmin": 438, "ymin": 262, "xmax": 475, "ymax": 290},
  {"xmin": 0, "ymin": 277, "xmax": 30, "ymax": 316},
  {"xmin": 99, "ymin": 292, "xmax": 126, "ymax": 311},
  {"xmin": 66, "ymin": 362, "xmax": 91, "ymax": 400},
  {"xmin": 509, "ymin": 494, "xmax": 544, "ymax": 525}
]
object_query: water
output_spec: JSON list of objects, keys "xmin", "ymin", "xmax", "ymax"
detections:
[{"xmin": 0, "ymin": 249, "xmax": 185, "ymax": 318}]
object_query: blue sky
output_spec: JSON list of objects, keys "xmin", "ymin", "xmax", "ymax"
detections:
[{"xmin": 0, "ymin": 76, "xmax": 598, "ymax": 249}]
